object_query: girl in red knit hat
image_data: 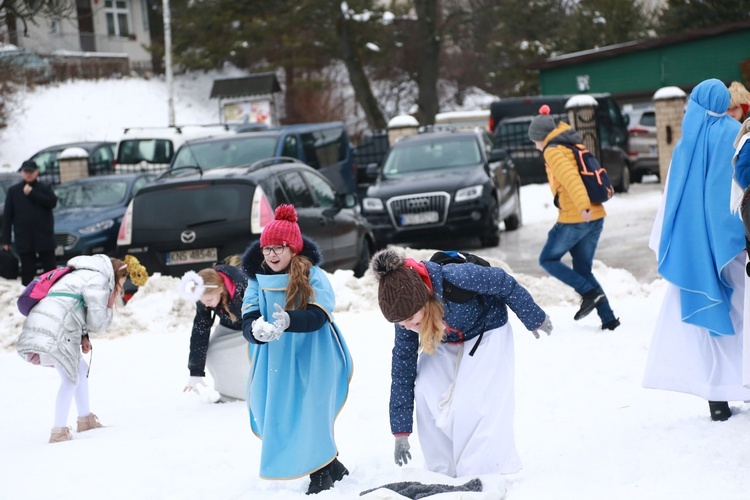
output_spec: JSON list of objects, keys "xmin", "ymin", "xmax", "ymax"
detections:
[{"xmin": 239, "ymin": 204, "xmax": 353, "ymax": 495}]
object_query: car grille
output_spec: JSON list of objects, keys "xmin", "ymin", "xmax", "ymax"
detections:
[
  {"xmin": 387, "ymin": 192, "xmax": 451, "ymax": 229},
  {"xmin": 55, "ymin": 232, "xmax": 78, "ymax": 250}
]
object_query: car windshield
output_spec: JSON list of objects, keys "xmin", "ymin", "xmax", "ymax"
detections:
[
  {"xmin": 172, "ymin": 136, "xmax": 279, "ymax": 170},
  {"xmin": 55, "ymin": 181, "xmax": 128, "ymax": 208},
  {"xmin": 382, "ymin": 136, "xmax": 481, "ymax": 178}
]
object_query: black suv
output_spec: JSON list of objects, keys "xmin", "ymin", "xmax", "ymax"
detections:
[
  {"xmin": 116, "ymin": 159, "xmax": 376, "ymax": 277},
  {"xmin": 361, "ymin": 129, "xmax": 522, "ymax": 248}
]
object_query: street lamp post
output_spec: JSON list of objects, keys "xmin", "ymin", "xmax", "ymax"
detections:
[{"xmin": 163, "ymin": 0, "xmax": 175, "ymax": 126}]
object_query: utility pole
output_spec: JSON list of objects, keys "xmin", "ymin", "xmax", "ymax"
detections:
[{"xmin": 163, "ymin": 0, "xmax": 175, "ymax": 126}]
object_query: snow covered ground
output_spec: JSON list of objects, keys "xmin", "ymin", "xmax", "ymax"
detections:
[{"xmin": 1, "ymin": 77, "xmax": 749, "ymax": 499}]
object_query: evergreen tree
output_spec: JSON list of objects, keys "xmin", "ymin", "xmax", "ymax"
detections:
[{"xmin": 658, "ymin": 0, "xmax": 750, "ymax": 35}]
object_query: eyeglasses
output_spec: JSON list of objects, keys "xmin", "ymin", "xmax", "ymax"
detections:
[{"xmin": 262, "ymin": 245, "xmax": 287, "ymax": 256}]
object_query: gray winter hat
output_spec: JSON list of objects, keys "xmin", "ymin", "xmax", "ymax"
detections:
[{"xmin": 528, "ymin": 104, "xmax": 556, "ymax": 142}]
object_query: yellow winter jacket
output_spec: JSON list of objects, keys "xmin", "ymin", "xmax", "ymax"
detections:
[{"xmin": 541, "ymin": 122, "xmax": 606, "ymax": 224}]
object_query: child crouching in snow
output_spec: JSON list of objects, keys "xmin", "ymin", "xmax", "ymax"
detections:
[{"xmin": 16, "ymin": 254, "xmax": 148, "ymax": 443}]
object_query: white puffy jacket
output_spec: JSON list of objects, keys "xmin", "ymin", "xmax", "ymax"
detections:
[{"xmin": 16, "ymin": 254, "xmax": 115, "ymax": 383}]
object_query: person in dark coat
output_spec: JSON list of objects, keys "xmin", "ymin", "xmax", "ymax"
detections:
[{"xmin": 1, "ymin": 160, "xmax": 58, "ymax": 285}]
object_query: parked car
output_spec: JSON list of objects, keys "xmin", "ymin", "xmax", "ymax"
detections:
[
  {"xmin": 490, "ymin": 93, "xmax": 631, "ymax": 192},
  {"xmin": 53, "ymin": 173, "xmax": 156, "ymax": 262},
  {"xmin": 435, "ymin": 109, "xmax": 491, "ymax": 132},
  {"xmin": 0, "ymin": 44, "xmax": 53, "ymax": 84},
  {"xmin": 361, "ymin": 128, "xmax": 522, "ymax": 248},
  {"xmin": 178, "ymin": 121, "xmax": 358, "ymax": 194},
  {"xmin": 114, "ymin": 124, "xmax": 233, "ymax": 175},
  {"xmin": 116, "ymin": 158, "xmax": 376, "ymax": 278},
  {"xmin": 623, "ymin": 105, "xmax": 659, "ymax": 182},
  {"xmin": 27, "ymin": 141, "xmax": 116, "ymax": 185}
]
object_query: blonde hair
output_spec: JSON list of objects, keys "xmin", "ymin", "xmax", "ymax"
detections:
[
  {"xmin": 198, "ymin": 268, "xmax": 236, "ymax": 322},
  {"xmin": 285, "ymin": 254, "xmax": 314, "ymax": 310},
  {"xmin": 729, "ymin": 81, "xmax": 750, "ymax": 107},
  {"xmin": 109, "ymin": 258, "xmax": 129, "ymax": 296},
  {"xmin": 418, "ymin": 296, "xmax": 445, "ymax": 355}
]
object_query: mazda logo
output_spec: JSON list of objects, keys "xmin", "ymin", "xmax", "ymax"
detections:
[{"xmin": 180, "ymin": 230, "xmax": 196, "ymax": 244}]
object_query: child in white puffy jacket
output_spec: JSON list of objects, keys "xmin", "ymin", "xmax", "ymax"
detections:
[{"xmin": 16, "ymin": 254, "xmax": 147, "ymax": 443}]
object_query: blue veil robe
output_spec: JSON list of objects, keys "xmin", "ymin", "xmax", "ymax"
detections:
[
  {"xmin": 242, "ymin": 266, "xmax": 353, "ymax": 479},
  {"xmin": 657, "ymin": 78, "xmax": 743, "ymax": 336}
]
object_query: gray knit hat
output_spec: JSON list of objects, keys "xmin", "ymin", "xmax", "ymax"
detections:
[
  {"xmin": 528, "ymin": 104, "xmax": 556, "ymax": 142},
  {"xmin": 370, "ymin": 249, "xmax": 430, "ymax": 323}
]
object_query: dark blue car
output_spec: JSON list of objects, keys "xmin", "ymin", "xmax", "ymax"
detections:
[{"xmin": 53, "ymin": 173, "xmax": 156, "ymax": 262}]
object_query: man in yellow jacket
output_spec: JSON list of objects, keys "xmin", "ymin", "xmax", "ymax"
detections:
[{"xmin": 528, "ymin": 105, "xmax": 619, "ymax": 330}]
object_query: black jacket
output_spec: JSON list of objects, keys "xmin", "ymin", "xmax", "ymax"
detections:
[{"xmin": 2, "ymin": 179, "xmax": 57, "ymax": 253}]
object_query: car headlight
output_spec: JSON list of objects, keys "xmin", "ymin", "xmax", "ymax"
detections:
[
  {"xmin": 455, "ymin": 185, "xmax": 483, "ymax": 202},
  {"xmin": 79, "ymin": 219, "xmax": 115, "ymax": 235},
  {"xmin": 362, "ymin": 197, "xmax": 385, "ymax": 211}
]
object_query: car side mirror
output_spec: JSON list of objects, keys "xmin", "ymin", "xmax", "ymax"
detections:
[
  {"xmin": 623, "ymin": 114, "xmax": 630, "ymax": 126},
  {"xmin": 337, "ymin": 192, "xmax": 359, "ymax": 209},
  {"xmin": 488, "ymin": 148, "xmax": 508, "ymax": 162},
  {"xmin": 365, "ymin": 163, "xmax": 380, "ymax": 181}
]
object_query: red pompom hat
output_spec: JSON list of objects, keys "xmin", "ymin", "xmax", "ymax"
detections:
[{"xmin": 260, "ymin": 204, "xmax": 304, "ymax": 254}]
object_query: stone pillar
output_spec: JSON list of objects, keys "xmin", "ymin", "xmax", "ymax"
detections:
[
  {"xmin": 387, "ymin": 115, "xmax": 420, "ymax": 146},
  {"xmin": 58, "ymin": 147, "xmax": 89, "ymax": 183},
  {"xmin": 653, "ymin": 86, "xmax": 687, "ymax": 184},
  {"xmin": 565, "ymin": 95, "xmax": 600, "ymax": 160}
]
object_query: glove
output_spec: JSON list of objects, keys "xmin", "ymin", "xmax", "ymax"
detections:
[
  {"xmin": 252, "ymin": 317, "xmax": 283, "ymax": 343},
  {"xmin": 183, "ymin": 376, "xmax": 207, "ymax": 393},
  {"xmin": 533, "ymin": 314, "xmax": 553, "ymax": 339},
  {"xmin": 272, "ymin": 303, "xmax": 290, "ymax": 332},
  {"xmin": 394, "ymin": 435, "xmax": 411, "ymax": 466}
]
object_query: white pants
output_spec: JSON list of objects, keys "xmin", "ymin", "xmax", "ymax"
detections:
[
  {"xmin": 414, "ymin": 324, "xmax": 521, "ymax": 477},
  {"xmin": 205, "ymin": 325, "xmax": 250, "ymax": 401},
  {"xmin": 53, "ymin": 357, "xmax": 90, "ymax": 428}
]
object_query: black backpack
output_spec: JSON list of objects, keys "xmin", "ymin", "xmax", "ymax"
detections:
[{"xmin": 545, "ymin": 141, "xmax": 613, "ymax": 205}]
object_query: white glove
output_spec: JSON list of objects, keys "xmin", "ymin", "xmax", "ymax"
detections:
[
  {"xmin": 252, "ymin": 317, "xmax": 283, "ymax": 343},
  {"xmin": 533, "ymin": 314, "xmax": 553, "ymax": 339},
  {"xmin": 272, "ymin": 303, "xmax": 290, "ymax": 331},
  {"xmin": 183, "ymin": 376, "xmax": 207, "ymax": 393}
]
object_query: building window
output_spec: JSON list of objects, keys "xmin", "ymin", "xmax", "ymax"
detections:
[{"xmin": 105, "ymin": 0, "xmax": 131, "ymax": 37}]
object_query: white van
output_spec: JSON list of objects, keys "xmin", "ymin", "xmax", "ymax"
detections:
[
  {"xmin": 434, "ymin": 109, "xmax": 491, "ymax": 132},
  {"xmin": 114, "ymin": 124, "xmax": 233, "ymax": 174}
]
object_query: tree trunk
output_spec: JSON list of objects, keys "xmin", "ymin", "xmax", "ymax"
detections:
[
  {"xmin": 414, "ymin": 0, "xmax": 441, "ymax": 125},
  {"xmin": 336, "ymin": 11, "xmax": 387, "ymax": 131}
]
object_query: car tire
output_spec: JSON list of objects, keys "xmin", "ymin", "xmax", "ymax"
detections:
[
  {"xmin": 504, "ymin": 185, "xmax": 523, "ymax": 231},
  {"xmin": 480, "ymin": 197, "xmax": 501, "ymax": 247},
  {"xmin": 352, "ymin": 238, "xmax": 372, "ymax": 278},
  {"xmin": 615, "ymin": 161, "xmax": 631, "ymax": 193}
]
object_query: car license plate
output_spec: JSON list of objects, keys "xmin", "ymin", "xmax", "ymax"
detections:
[
  {"xmin": 166, "ymin": 247, "xmax": 218, "ymax": 265},
  {"xmin": 401, "ymin": 211, "xmax": 439, "ymax": 226}
]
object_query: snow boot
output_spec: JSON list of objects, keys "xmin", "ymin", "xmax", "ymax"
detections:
[
  {"xmin": 709, "ymin": 401, "xmax": 731, "ymax": 422},
  {"xmin": 601, "ymin": 318, "xmax": 621, "ymax": 331},
  {"xmin": 49, "ymin": 427, "xmax": 72, "ymax": 443},
  {"xmin": 574, "ymin": 289, "xmax": 605, "ymax": 321},
  {"xmin": 306, "ymin": 467, "xmax": 333, "ymax": 495},
  {"xmin": 327, "ymin": 458, "xmax": 349, "ymax": 484},
  {"xmin": 77, "ymin": 413, "xmax": 104, "ymax": 432}
]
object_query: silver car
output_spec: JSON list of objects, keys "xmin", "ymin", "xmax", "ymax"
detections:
[{"xmin": 624, "ymin": 106, "xmax": 659, "ymax": 182}]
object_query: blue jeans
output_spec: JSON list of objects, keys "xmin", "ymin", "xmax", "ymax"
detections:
[{"xmin": 539, "ymin": 219, "xmax": 616, "ymax": 324}]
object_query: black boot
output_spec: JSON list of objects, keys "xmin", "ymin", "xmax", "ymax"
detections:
[
  {"xmin": 601, "ymin": 318, "xmax": 620, "ymax": 331},
  {"xmin": 327, "ymin": 458, "xmax": 349, "ymax": 484},
  {"xmin": 708, "ymin": 401, "xmax": 731, "ymax": 422},
  {"xmin": 574, "ymin": 288, "xmax": 605, "ymax": 321},
  {"xmin": 306, "ymin": 468, "xmax": 333, "ymax": 495}
]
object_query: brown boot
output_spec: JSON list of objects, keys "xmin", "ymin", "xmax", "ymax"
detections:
[
  {"xmin": 49, "ymin": 427, "xmax": 72, "ymax": 443},
  {"xmin": 77, "ymin": 413, "xmax": 104, "ymax": 432}
]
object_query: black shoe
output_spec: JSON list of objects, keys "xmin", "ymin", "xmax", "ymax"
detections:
[
  {"xmin": 306, "ymin": 468, "xmax": 333, "ymax": 495},
  {"xmin": 327, "ymin": 458, "xmax": 349, "ymax": 484},
  {"xmin": 709, "ymin": 401, "xmax": 732, "ymax": 422},
  {"xmin": 601, "ymin": 318, "xmax": 620, "ymax": 331},
  {"xmin": 574, "ymin": 289, "xmax": 606, "ymax": 321}
]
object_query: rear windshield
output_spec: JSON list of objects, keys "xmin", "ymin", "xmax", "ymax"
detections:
[
  {"xmin": 382, "ymin": 136, "xmax": 481, "ymax": 178},
  {"xmin": 133, "ymin": 183, "xmax": 254, "ymax": 229},
  {"xmin": 171, "ymin": 136, "xmax": 279, "ymax": 170},
  {"xmin": 55, "ymin": 181, "xmax": 128, "ymax": 208},
  {"xmin": 118, "ymin": 139, "xmax": 174, "ymax": 164},
  {"xmin": 641, "ymin": 111, "xmax": 656, "ymax": 127}
]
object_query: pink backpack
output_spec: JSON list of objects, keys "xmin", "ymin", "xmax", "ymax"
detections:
[{"xmin": 17, "ymin": 267, "xmax": 82, "ymax": 316}]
